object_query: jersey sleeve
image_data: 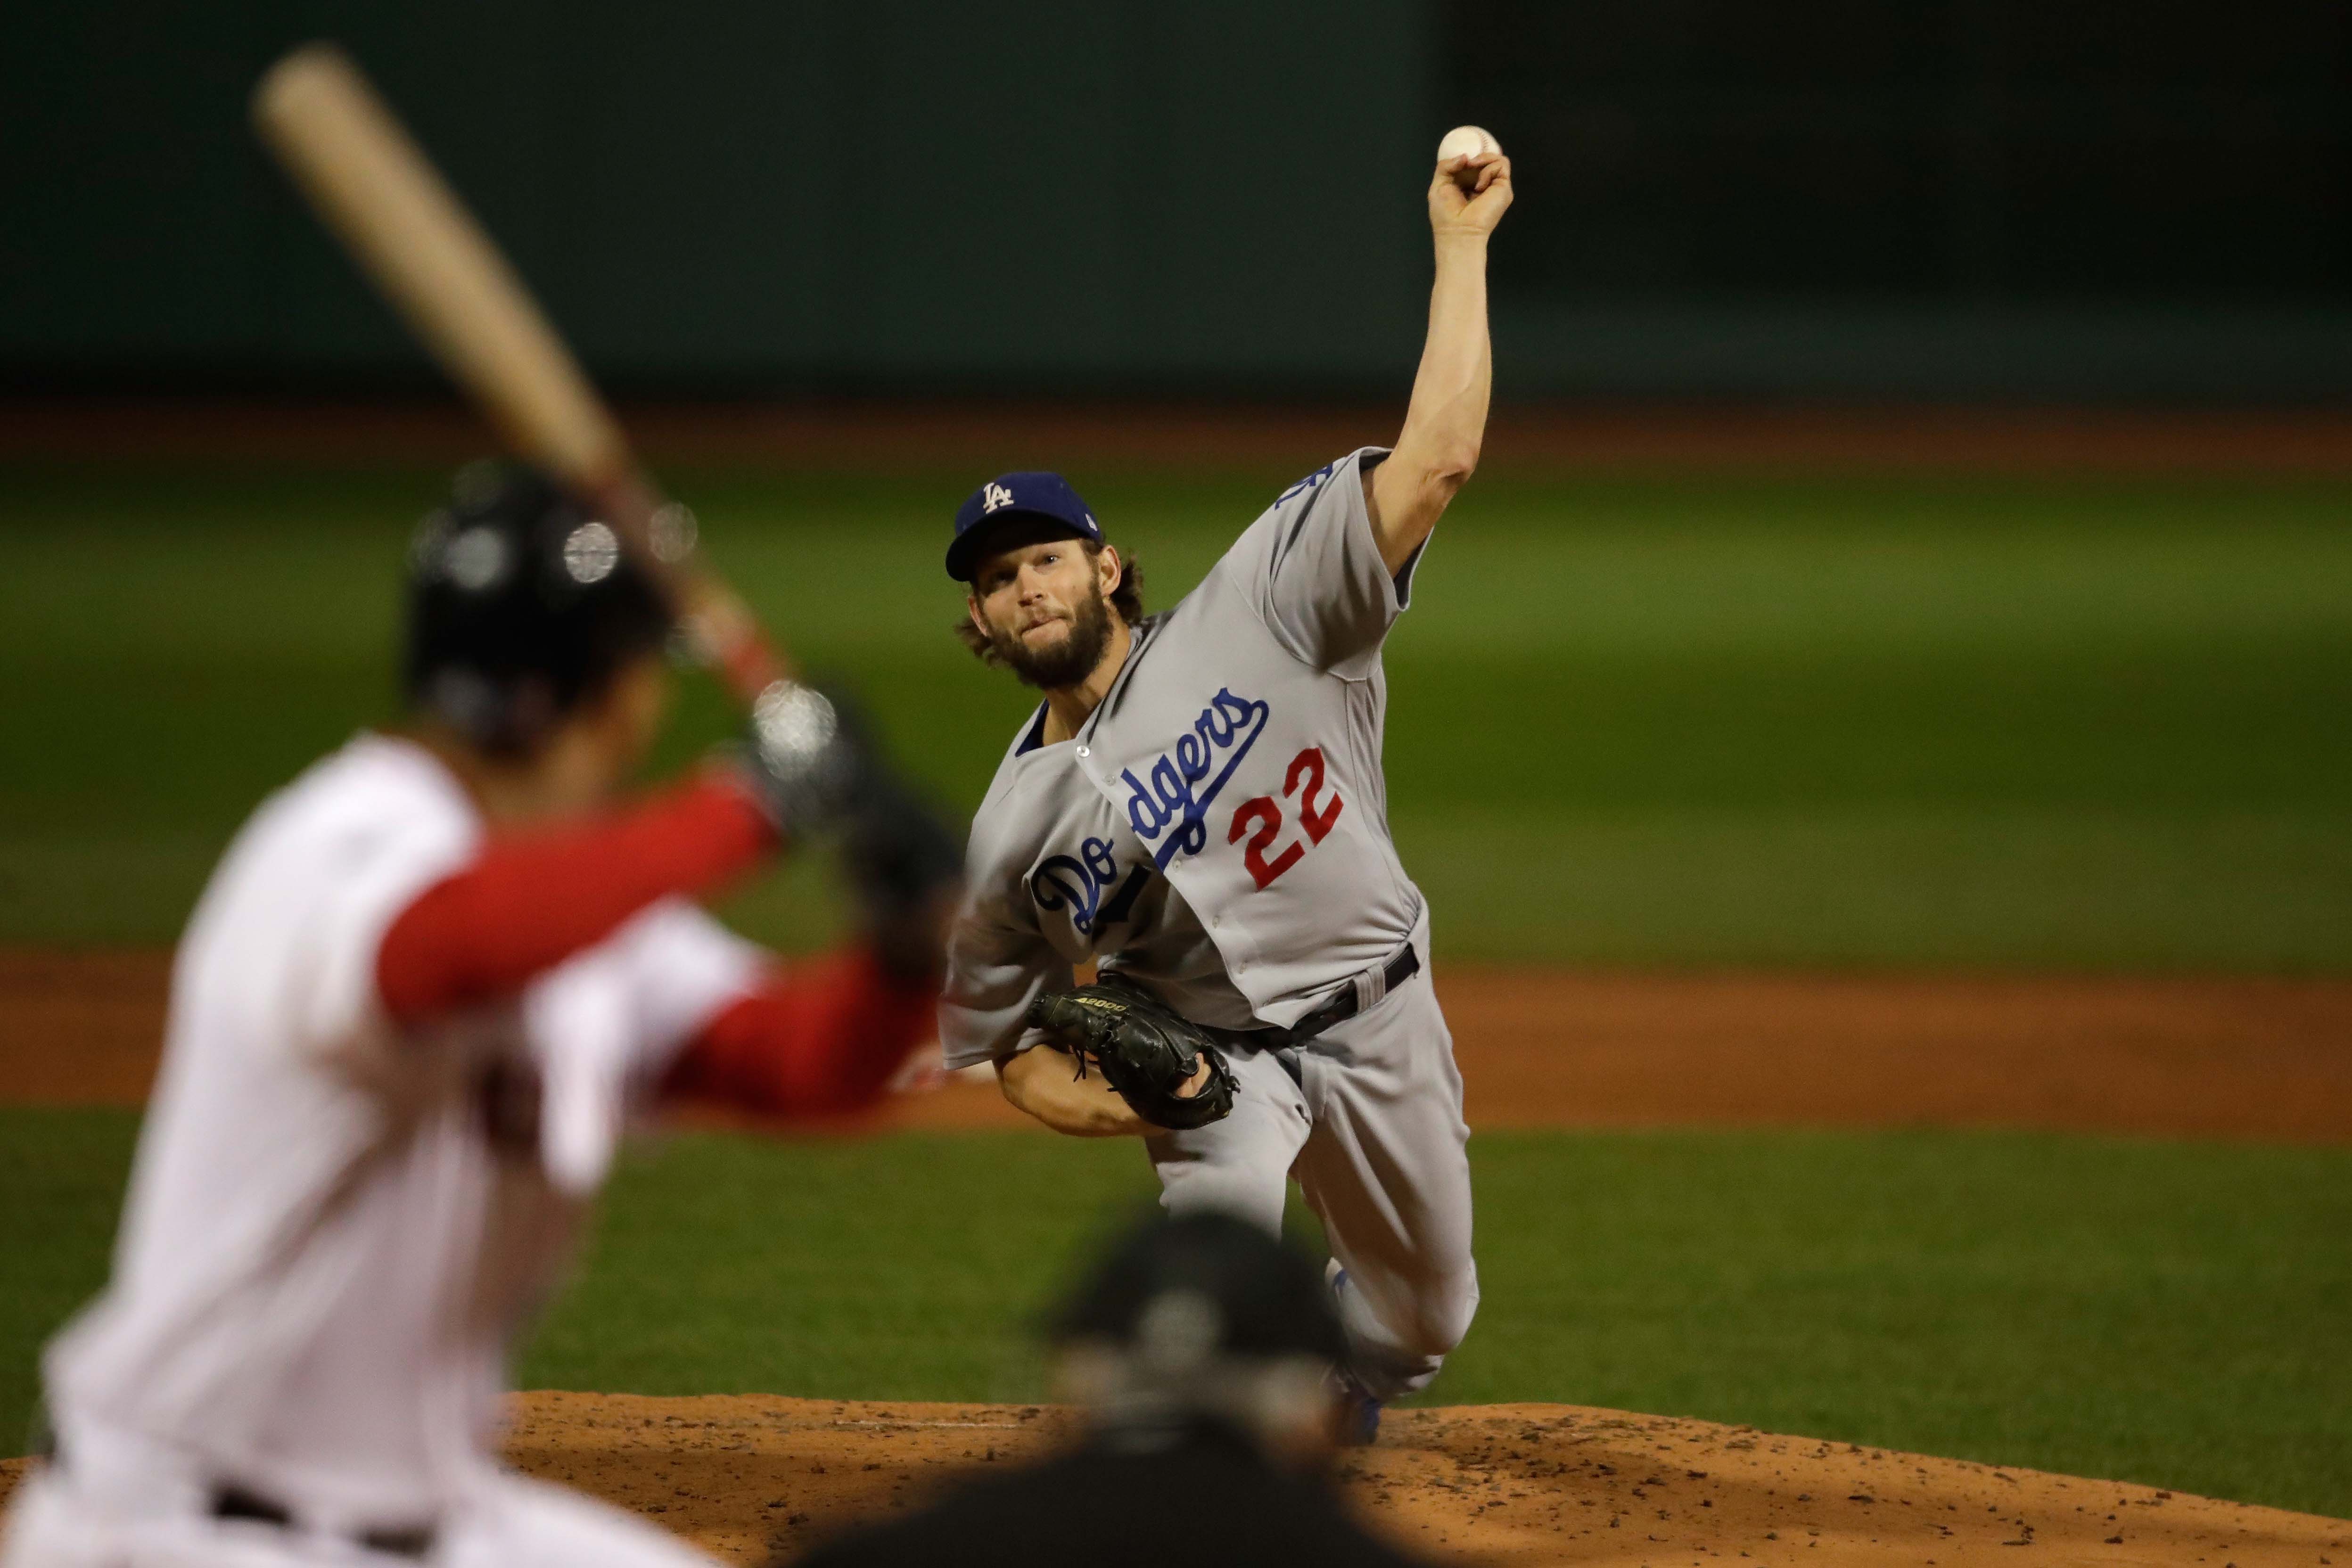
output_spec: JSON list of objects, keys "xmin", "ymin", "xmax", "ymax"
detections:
[
  {"xmin": 372, "ymin": 773, "xmax": 773, "ymax": 1026},
  {"xmin": 658, "ymin": 945, "xmax": 936, "ymax": 1119},
  {"xmin": 291, "ymin": 762, "xmax": 769, "ymax": 1068},
  {"xmin": 1231, "ymin": 446, "xmax": 1419, "ymax": 679},
  {"xmin": 600, "ymin": 899, "xmax": 771, "ymax": 1073},
  {"xmin": 937, "ymin": 870, "xmax": 1073, "ymax": 1072},
  {"xmin": 520, "ymin": 899, "xmax": 765, "ymax": 1195},
  {"xmin": 288, "ymin": 798, "xmax": 482, "ymax": 1064}
]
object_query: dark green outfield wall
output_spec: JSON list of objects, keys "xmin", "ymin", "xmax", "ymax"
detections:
[
  {"xmin": 1, "ymin": 0, "xmax": 1428, "ymax": 387},
  {"xmin": 7, "ymin": 0, "xmax": 2351, "ymax": 398}
]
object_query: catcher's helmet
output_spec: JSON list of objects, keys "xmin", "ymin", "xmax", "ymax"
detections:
[
  {"xmin": 402, "ymin": 464, "xmax": 671, "ymax": 757},
  {"xmin": 1047, "ymin": 1210, "xmax": 1346, "ymax": 1367}
]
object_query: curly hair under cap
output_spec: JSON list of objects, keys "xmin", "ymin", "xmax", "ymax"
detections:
[{"xmin": 953, "ymin": 542, "xmax": 1144, "ymax": 666}]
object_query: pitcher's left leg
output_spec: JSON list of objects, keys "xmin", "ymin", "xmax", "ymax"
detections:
[
  {"xmin": 1292, "ymin": 973, "xmax": 1478, "ymax": 1404},
  {"xmin": 1144, "ymin": 1043, "xmax": 1313, "ymax": 1236}
]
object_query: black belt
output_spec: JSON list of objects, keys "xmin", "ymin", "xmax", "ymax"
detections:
[
  {"xmin": 1281, "ymin": 944, "xmax": 1421, "ymax": 1045},
  {"xmin": 44, "ymin": 1432, "xmax": 436, "ymax": 1560},
  {"xmin": 212, "ymin": 1484, "xmax": 438, "ymax": 1560}
]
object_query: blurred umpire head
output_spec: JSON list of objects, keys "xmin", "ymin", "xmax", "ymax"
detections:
[
  {"xmin": 1047, "ymin": 1209, "xmax": 1349, "ymax": 1465},
  {"xmin": 785, "ymin": 1210, "xmax": 1432, "ymax": 1568},
  {"xmin": 403, "ymin": 464, "xmax": 674, "ymax": 812}
]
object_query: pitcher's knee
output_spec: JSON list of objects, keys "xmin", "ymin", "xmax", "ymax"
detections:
[
  {"xmin": 1397, "ymin": 1263, "xmax": 1479, "ymax": 1359},
  {"xmin": 1154, "ymin": 1160, "xmax": 1287, "ymax": 1236}
]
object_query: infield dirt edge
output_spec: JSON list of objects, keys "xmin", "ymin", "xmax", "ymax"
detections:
[
  {"xmin": 7, "ymin": 1392, "xmax": 2344, "ymax": 1566},
  {"xmin": 8, "ymin": 948, "xmax": 2350, "ymax": 1143}
]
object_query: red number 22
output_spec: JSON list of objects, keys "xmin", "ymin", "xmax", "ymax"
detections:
[
  {"xmin": 1228, "ymin": 798, "xmax": 1299, "ymax": 889},
  {"xmin": 1286, "ymin": 746, "xmax": 1344, "ymax": 843},
  {"xmin": 1228, "ymin": 747, "xmax": 1345, "ymax": 890}
]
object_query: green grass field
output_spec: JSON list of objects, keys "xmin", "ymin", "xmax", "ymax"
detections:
[
  {"xmin": 2, "ymin": 461, "xmax": 2348, "ymax": 964},
  {"xmin": 4, "ymin": 1109, "xmax": 2347, "ymax": 1517},
  {"xmin": 2, "ymin": 460, "xmax": 2347, "ymax": 1523}
]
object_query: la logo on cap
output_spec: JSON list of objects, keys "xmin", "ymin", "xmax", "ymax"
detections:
[{"xmin": 982, "ymin": 482, "xmax": 1015, "ymax": 513}]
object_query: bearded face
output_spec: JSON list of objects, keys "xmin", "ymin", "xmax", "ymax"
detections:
[{"xmin": 984, "ymin": 567, "xmax": 1115, "ymax": 690}]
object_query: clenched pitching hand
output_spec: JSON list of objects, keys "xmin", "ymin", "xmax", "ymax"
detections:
[{"xmin": 1431, "ymin": 146, "xmax": 1513, "ymax": 240}]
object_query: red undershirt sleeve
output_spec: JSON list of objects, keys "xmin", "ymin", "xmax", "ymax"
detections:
[
  {"xmin": 376, "ymin": 772, "xmax": 774, "ymax": 1027},
  {"xmin": 658, "ymin": 947, "xmax": 938, "ymax": 1119}
]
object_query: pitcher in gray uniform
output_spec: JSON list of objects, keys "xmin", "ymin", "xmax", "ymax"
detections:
[{"xmin": 937, "ymin": 142, "xmax": 1513, "ymax": 1437}]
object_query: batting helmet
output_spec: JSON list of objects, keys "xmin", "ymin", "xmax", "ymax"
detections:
[{"xmin": 402, "ymin": 464, "xmax": 671, "ymax": 757}]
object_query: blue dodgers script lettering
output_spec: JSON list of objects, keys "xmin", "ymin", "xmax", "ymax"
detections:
[
  {"xmin": 1030, "ymin": 837, "xmax": 1120, "ymax": 934},
  {"xmin": 1120, "ymin": 688, "xmax": 1271, "ymax": 870}
]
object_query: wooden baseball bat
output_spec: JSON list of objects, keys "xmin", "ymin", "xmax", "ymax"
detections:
[{"xmin": 251, "ymin": 41, "xmax": 788, "ymax": 700}]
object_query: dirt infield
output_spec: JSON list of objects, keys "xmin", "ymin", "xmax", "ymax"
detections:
[
  {"xmin": 2, "ymin": 1393, "xmax": 2343, "ymax": 1565},
  {"xmin": 7, "ymin": 948, "xmax": 2350, "ymax": 1142}
]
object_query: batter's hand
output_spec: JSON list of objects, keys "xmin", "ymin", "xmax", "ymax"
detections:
[{"xmin": 1431, "ymin": 151, "xmax": 1513, "ymax": 239}]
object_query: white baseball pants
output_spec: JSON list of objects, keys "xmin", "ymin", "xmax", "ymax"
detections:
[{"xmin": 0, "ymin": 1463, "xmax": 717, "ymax": 1568}]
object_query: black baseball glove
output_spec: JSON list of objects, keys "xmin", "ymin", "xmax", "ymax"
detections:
[{"xmin": 1025, "ymin": 974, "xmax": 1237, "ymax": 1131}]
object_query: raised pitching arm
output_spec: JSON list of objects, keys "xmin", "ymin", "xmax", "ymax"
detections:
[{"xmin": 1365, "ymin": 146, "xmax": 1514, "ymax": 575}]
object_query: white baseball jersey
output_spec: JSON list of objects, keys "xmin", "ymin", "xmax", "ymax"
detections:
[
  {"xmin": 41, "ymin": 734, "xmax": 760, "ymax": 1521},
  {"xmin": 940, "ymin": 447, "xmax": 1424, "ymax": 1067}
]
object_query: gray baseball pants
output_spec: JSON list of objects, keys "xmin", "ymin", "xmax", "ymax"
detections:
[{"xmin": 1144, "ymin": 912, "xmax": 1478, "ymax": 1402}]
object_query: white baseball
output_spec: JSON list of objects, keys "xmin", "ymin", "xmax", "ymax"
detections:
[{"xmin": 1437, "ymin": 124, "xmax": 1501, "ymax": 167}]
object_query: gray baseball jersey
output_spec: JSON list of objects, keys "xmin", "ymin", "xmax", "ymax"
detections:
[{"xmin": 940, "ymin": 446, "xmax": 1427, "ymax": 1067}]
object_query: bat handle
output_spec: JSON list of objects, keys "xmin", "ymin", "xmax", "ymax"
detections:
[{"xmin": 684, "ymin": 575, "xmax": 792, "ymax": 701}]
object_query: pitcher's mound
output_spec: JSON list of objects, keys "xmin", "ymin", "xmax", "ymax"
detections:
[{"xmin": 502, "ymin": 1391, "xmax": 2347, "ymax": 1564}]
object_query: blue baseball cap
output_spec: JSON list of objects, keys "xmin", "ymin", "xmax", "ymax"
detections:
[{"xmin": 946, "ymin": 471, "xmax": 1103, "ymax": 581}]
